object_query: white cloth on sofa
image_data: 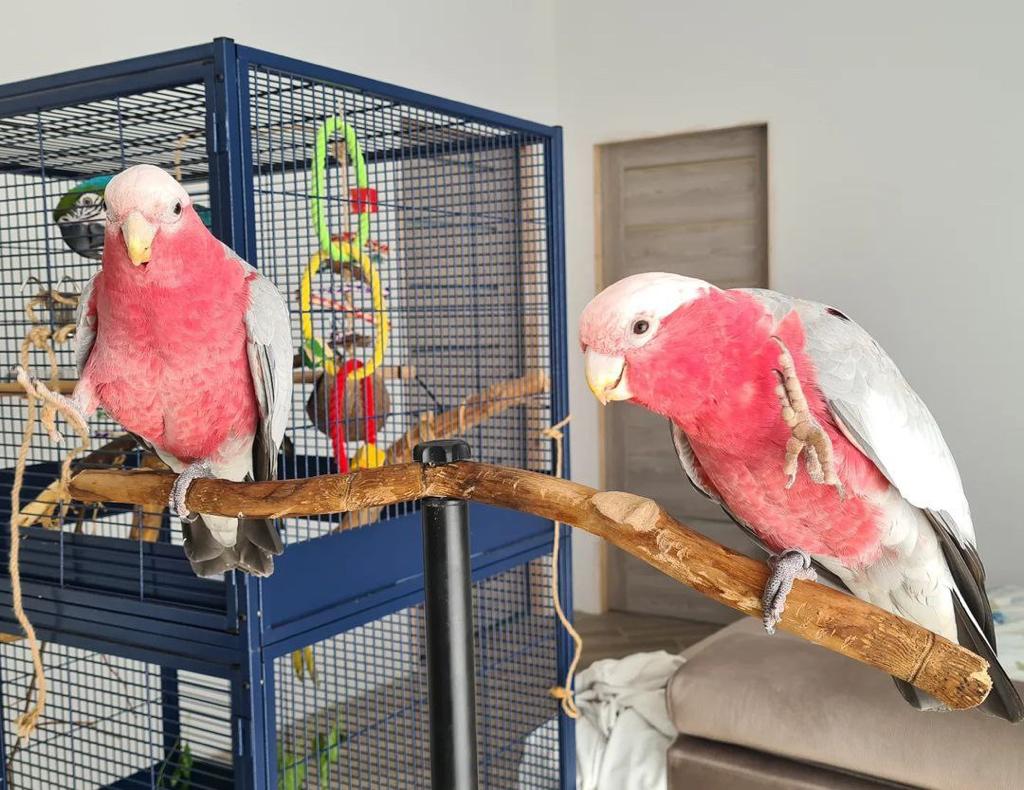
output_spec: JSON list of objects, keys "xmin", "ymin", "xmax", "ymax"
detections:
[{"xmin": 573, "ymin": 650, "xmax": 684, "ymax": 790}]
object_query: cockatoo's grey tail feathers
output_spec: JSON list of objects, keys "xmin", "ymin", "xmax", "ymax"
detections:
[
  {"xmin": 893, "ymin": 590, "xmax": 1024, "ymax": 723},
  {"xmin": 181, "ymin": 518, "xmax": 225, "ymax": 564},
  {"xmin": 184, "ymin": 516, "xmax": 283, "ymax": 578}
]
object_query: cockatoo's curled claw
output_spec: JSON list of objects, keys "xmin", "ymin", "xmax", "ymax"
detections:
[
  {"xmin": 762, "ymin": 549, "xmax": 817, "ymax": 634},
  {"xmin": 769, "ymin": 337, "xmax": 846, "ymax": 499},
  {"xmin": 169, "ymin": 461, "xmax": 214, "ymax": 523}
]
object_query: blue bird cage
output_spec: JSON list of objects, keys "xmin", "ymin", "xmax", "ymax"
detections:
[{"xmin": 0, "ymin": 39, "xmax": 571, "ymax": 789}]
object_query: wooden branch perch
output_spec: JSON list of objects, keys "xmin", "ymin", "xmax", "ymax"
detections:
[
  {"xmin": 14, "ymin": 434, "xmax": 139, "ymax": 530},
  {"xmin": 67, "ymin": 461, "xmax": 991, "ymax": 711},
  {"xmin": 384, "ymin": 370, "xmax": 551, "ymax": 466},
  {"xmin": 0, "ymin": 366, "xmax": 417, "ymax": 398},
  {"xmin": 341, "ymin": 369, "xmax": 549, "ymax": 529}
]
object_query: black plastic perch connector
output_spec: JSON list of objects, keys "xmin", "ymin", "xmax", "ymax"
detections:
[
  {"xmin": 413, "ymin": 438, "xmax": 472, "ymax": 466},
  {"xmin": 415, "ymin": 439, "xmax": 479, "ymax": 790}
]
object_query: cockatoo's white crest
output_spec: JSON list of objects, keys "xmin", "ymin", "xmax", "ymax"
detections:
[
  {"xmin": 104, "ymin": 164, "xmax": 191, "ymax": 227},
  {"xmin": 580, "ymin": 272, "xmax": 715, "ymax": 352}
]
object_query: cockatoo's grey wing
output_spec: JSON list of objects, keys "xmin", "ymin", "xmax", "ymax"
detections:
[
  {"xmin": 222, "ymin": 247, "xmax": 292, "ymax": 571},
  {"xmin": 743, "ymin": 290, "xmax": 985, "ymax": 591},
  {"xmin": 670, "ymin": 421, "xmax": 848, "ymax": 589},
  {"xmin": 226, "ymin": 246, "xmax": 293, "ymax": 483},
  {"xmin": 243, "ymin": 273, "xmax": 293, "ymax": 483},
  {"xmin": 74, "ymin": 273, "xmax": 100, "ymax": 375},
  {"xmin": 743, "ymin": 289, "xmax": 1023, "ymax": 721},
  {"xmin": 669, "ymin": 423, "xmax": 717, "ymax": 502}
]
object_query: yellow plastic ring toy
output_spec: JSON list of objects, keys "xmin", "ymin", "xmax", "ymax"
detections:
[{"xmin": 299, "ymin": 241, "xmax": 389, "ymax": 381}]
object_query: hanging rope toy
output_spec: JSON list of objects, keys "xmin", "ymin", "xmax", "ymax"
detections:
[
  {"xmin": 302, "ymin": 115, "xmax": 390, "ymax": 461},
  {"xmin": 8, "ymin": 324, "xmax": 91, "ymax": 741},
  {"xmin": 310, "ymin": 115, "xmax": 374, "ymax": 262},
  {"xmin": 301, "ymin": 112, "xmax": 382, "ymax": 376},
  {"xmin": 307, "ymin": 358, "xmax": 391, "ymax": 473},
  {"xmin": 335, "ymin": 360, "xmax": 388, "ymax": 471},
  {"xmin": 22, "ymin": 275, "xmax": 80, "ymax": 328},
  {"xmin": 293, "ymin": 115, "xmax": 390, "ymax": 680},
  {"xmin": 543, "ymin": 415, "xmax": 583, "ymax": 719}
]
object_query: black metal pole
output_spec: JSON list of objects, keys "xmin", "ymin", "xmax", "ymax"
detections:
[{"xmin": 414, "ymin": 439, "xmax": 479, "ymax": 790}]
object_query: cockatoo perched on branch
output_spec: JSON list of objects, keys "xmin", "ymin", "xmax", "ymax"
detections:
[
  {"xmin": 47, "ymin": 164, "xmax": 293, "ymax": 577},
  {"xmin": 580, "ymin": 272, "xmax": 1023, "ymax": 722}
]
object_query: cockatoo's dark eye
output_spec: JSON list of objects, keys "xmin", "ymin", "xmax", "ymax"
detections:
[
  {"xmin": 632, "ymin": 319, "xmax": 650, "ymax": 335},
  {"xmin": 172, "ymin": 202, "xmax": 182, "ymax": 216}
]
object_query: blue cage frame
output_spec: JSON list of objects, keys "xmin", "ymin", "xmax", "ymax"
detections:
[{"xmin": 0, "ymin": 38, "xmax": 572, "ymax": 789}]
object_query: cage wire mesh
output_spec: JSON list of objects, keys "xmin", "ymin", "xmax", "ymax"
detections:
[
  {"xmin": 0, "ymin": 640, "xmax": 232, "ymax": 789},
  {"xmin": 274, "ymin": 557, "xmax": 561, "ymax": 790},
  {"xmin": 0, "ymin": 559, "xmax": 562, "ymax": 789},
  {"xmin": 0, "ymin": 43, "xmax": 565, "ymax": 789}
]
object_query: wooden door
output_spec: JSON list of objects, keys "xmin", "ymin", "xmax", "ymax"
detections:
[{"xmin": 597, "ymin": 126, "xmax": 769, "ymax": 622}]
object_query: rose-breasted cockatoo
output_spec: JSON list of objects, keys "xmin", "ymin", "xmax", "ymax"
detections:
[
  {"xmin": 49, "ymin": 164, "xmax": 292, "ymax": 577},
  {"xmin": 580, "ymin": 272, "xmax": 1023, "ymax": 721}
]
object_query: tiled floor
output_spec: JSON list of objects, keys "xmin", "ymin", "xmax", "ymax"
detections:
[{"xmin": 573, "ymin": 610, "xmax": 723, "ymax": 668}]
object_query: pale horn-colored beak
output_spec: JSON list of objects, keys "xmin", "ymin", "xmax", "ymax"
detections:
[
  {"xmin": 121, "ymin": 212, "xmax": 157, "ymax": 266},
  {"xmin": 584, "ymin": 349, "xmax": 632, "ymax": 405}
]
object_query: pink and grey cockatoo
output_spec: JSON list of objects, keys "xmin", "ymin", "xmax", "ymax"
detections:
[
  {"xmin": 50, "ymin": 164, "xmax": 293, "ymax": 577},
  {"xmin": 580, "ymin": 272, "xmax": 1023, "ymax": 721}
]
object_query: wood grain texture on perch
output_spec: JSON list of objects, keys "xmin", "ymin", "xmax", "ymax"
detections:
[{"xmin": 68, "ymin": 460, "xmax": 992, "ymax": 711}]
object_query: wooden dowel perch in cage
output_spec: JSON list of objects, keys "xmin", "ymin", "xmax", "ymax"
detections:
[{"xmin": 68, "ymin": 461, "xmax": 992, "ymax": 712}]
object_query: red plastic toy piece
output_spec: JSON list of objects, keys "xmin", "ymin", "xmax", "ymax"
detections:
[
  {"xmin": 350, "ymin": 188, "xmax": 378, "ymax": 214},
  {"xmin": 326, "ymin": 359, "xmax": 380, "ymax": 472}
]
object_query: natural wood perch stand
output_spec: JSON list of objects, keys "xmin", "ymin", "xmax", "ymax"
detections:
[{"xmin": 68, "ymin": 461, "xmax": 992, "ymax": 711}]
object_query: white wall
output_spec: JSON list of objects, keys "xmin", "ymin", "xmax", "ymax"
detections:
[
  {"xmin": 557, "ymin": 0, "xmax": 1024, "ymax": 610},
  {"xmin": 1, "ymin": 0, "xmax": 558, "ymax": 123}
]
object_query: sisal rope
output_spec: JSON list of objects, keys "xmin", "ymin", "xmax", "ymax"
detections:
[
  {"xmin": 543, "ymin": 415, "xmax": 582, "ymax": 719},
  {"xmin": 9, "ymin": 324, "xmax": 90, "ymax": 741}
]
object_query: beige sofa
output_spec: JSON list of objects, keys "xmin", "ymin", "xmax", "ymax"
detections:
[{"xmin": 666, "ymin": 618, "xmax": 1024, "ymax": 789}]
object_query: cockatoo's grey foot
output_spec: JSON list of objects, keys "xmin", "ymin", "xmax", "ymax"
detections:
[
  {"xmin": 770, "ymin": 337, "xmax": 846, "ymax": 499},
  {"xmin": 169, "ymin": 461, "xmax": 213, "ymax": 522},
  {"xmin": 762, "ymin": 549, "xmax": 817, "ymax": 634}
]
